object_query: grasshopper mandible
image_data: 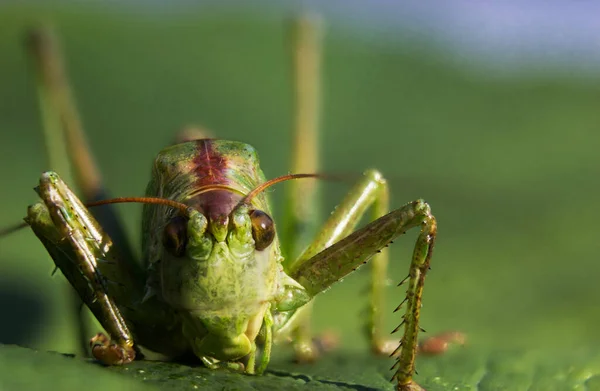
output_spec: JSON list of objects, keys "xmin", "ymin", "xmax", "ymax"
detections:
[{"xmin": 6, "ymin": 16, "xmax": 463, "ymax": 391}]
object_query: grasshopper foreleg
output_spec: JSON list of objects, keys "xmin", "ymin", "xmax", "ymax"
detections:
[
  {"xmin": 289, "ymin": 195, "xmax": 439, "ymax": 391},
  {"xmin": 26, "ymin": 171, "xmax": 137, "ymax": 365}
]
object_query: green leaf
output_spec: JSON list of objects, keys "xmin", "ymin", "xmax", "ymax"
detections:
[
  {"xmin": 3, "ymin": 344, "xmax": 600, "ymax": 390},
  {"xmin": 0, "ymin": 344, "xmax": 154, "ymax": 391}
]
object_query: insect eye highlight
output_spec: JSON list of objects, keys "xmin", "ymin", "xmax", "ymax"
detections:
[
  {"xmin": 249, "ymin": 210, "xmax": 275, "ymax": 251},
  {"xmin": 162, "ymin": 215, "xmax": 188, "ymax": 257}
]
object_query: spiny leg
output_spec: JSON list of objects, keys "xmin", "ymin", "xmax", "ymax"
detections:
[
  {"xmin": 280, "ymin": 15, "xmax": 325, "ymax": 361},
  {"xmin": 289, "ymin": 199, "xmax": 437, "ymax": 391},
  {"xmin": 26, "ymin": 172, "xmax": 140, "ymax": 364},
  {"xmin": 390, "ymin": 212, "xmax": 436, "ymax": 391},
  {"xmin": 363, "ymin": 184, "xmax": 461, "ymax": 357}
]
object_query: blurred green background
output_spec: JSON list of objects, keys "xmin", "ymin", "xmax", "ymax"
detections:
[{"xmin": 0, "ymin": 1, "xmax": 599, "ymax": 376}]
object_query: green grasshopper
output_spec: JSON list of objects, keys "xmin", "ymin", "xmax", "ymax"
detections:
[{"xmin": 10, "ymin": 17, "xmax": 462, "ymax": 391}]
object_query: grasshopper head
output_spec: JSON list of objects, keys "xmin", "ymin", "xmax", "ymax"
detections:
[{"xmin": 158, "ymin": 189, "xmax": 281, "ymax": 360}]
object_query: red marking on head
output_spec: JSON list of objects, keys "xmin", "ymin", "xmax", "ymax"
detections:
[
  {"xmin": 190, "ymin": 140, "xmax": 245, "ymax": 224},
  {"xmin": 193, "ymin": 140, "xmax": 230, "ymax": 187}
]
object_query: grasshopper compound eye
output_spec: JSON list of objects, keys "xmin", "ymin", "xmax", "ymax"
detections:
[
  {"xmin": 249, "ymin": 210, "xmax": 275, "ymax": 251},
  {"xmin": 163, "ymin": 215, "xmax": 188, "ymax": 257}
]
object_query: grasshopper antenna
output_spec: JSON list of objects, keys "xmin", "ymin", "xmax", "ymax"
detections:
[
  {"xmin": 242, "ymin": 173, "xmax": 334, "ymax": 205},
  {"xmin": 86, "ymin": 197, "xmax": 191, "ymax": 215},
  {"xmin": 0, "ymin": 197, "xmax": 191, "ymax": 239},
  {"xmin": 0, "ymin": 176, "xmax": 352, "ymax": 240},
  {"xmin": 0, "ymin": 221, "xmax": 29, "ymax": 237}
]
